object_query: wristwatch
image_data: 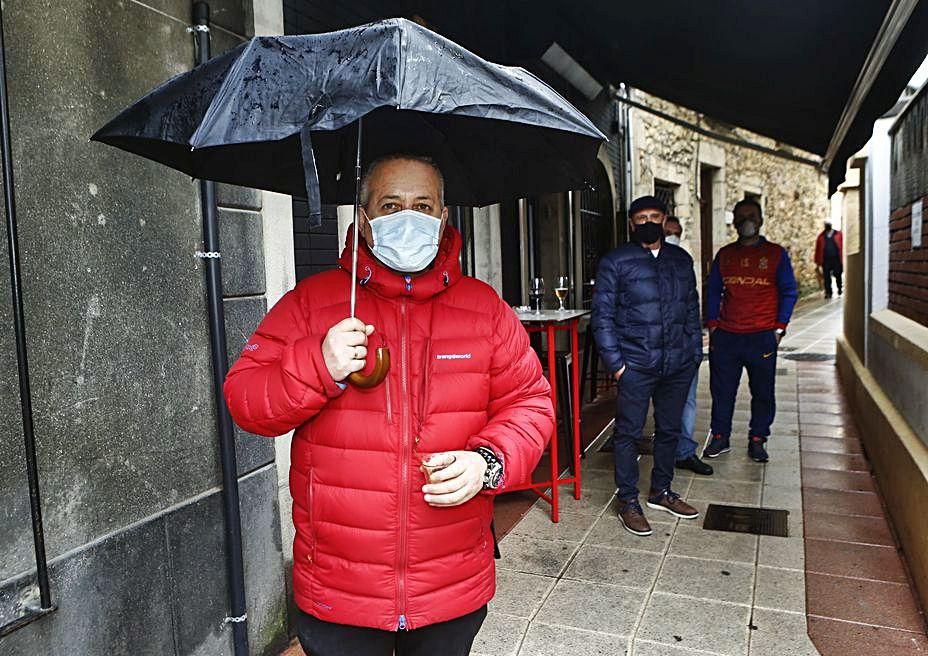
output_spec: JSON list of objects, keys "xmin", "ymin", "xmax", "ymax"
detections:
[
  {"xmin": 775, "ymin": 328, "xmax": 786, "ymax": 337},
  {"xmin": 475, "ymin": 446, "xmax": 504, "ymax": 490}
]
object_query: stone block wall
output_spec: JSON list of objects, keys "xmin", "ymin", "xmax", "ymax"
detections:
[
  {"xmin": 631, "ymin": 91, "xmax": 829, "ymax": 298},
  {"xmin": 0, "ymin": 1, "xmax": 287, "ymax": 654}
]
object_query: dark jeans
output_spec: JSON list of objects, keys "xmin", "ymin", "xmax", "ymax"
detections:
[
  {"xmin": 823, "ymin": 257, "xmax": 843, "ymax": 297},
  {"xmin": 709, "ymin": 329, "xmax": 778, "ymax": 439},
  {"xmin": 613, "ymin": 364, "xmax": 697, "ymax": 500},
  {"xmin": 296, "ymin": 606, "xmax": 487, "ymax": 656}
]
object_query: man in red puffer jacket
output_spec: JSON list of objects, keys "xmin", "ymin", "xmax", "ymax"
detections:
[{"xmin": 224, "ymin": 155, "xmax": 554, "ymax": 656}]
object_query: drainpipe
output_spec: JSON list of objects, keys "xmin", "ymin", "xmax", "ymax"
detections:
[
  {"xmin": 191, "ymin": 3, "xmax": 249, "ymax": 654},
  {"xmin": 0, "ymin": 3, "xmax": 56, "ymax": 637}
]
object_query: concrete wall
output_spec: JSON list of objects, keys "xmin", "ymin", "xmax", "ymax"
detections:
[
  {"xmin": 0, "ymin": 2, "xmax": 288, "ymax": 654},
  {"xmin": 837, "ymin": 93, "xmax": 928, "ymax": 615},
  {"xmin": 837, "ymin": 335, "xmax": 928, "ymax": 613},
  {"xmin": 630, "ymin": 91, "xmax": 830, "ymax": 298}
]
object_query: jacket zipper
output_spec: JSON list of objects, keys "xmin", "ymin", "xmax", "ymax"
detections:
[
  {"xmin": 397, "ymin": 297, "xmax": 410, "ymax": 630},
  {"xmin": 385, "ymin": 371, "xmax": 394, "ymax": 425}
]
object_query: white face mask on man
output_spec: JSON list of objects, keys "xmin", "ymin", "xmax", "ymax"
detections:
[
  {"xmin": 665, "ymin": 235, "xmax": 681, "ymax": 246},
  {"xmin": 367, "ymin": 209, "xmax": 442, "ymax": 273}
]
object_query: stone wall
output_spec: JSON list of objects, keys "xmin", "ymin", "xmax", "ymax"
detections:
[
  {"xmin": 0, "ymin": 1, "xmax": 287, "ymax": 654},
  {"xmin": 631, "ymin": 91, "xmax": 829, "ymax": 298}
]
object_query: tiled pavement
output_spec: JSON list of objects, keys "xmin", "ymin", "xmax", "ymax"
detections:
[{"xmin": 473, "ymin": 298, "xmax": 928, "ymax": 656}]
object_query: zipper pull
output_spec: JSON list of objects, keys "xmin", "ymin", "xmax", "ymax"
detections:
[
  {"xmin": 398, "ymin": 614, "xmax": 407, "ymax": 631},
  {"xmin": 404, "ymin": 275, "xmax": 412, "ymax": 293}
]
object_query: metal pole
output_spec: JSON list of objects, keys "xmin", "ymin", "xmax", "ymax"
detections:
[
  {"xmin": 0, "ymin": 2, "xmax": 52, "ymax": 613},
  {"xmin": 350, "ymin": 116, "xmax": 363, "ymax": 318},
  {"xmin": 192, "ymin": 4, "xmax": 249, "ymax": 654}
]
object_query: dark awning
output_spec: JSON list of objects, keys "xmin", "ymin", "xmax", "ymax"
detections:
[
  {"xmin": 310, "ymin": 1, "xmax": 927, "ymax": 194},
  {"xmin": 514, "ymin": 1, "xmax": 928, "ymax": 194}
]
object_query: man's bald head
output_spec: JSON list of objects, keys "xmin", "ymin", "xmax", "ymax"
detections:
[{"xmin": 360, "ymin": 154, "xmax": 445, "ymax": 211}]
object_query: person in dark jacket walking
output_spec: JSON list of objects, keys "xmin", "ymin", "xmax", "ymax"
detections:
[
  {"xmin": 704, "ymin": 198, "xmax": 798, "ymax": 463},
  {"xmin": 815, "ymin": 222, "xmax": 843, "ymax": 298},
  {"xmin": 592, "ymin": 196, "xmax": 702, "ymax": 536}
]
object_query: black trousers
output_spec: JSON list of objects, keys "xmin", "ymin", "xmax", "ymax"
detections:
[
  {"xmin": 296, "ymin": 606, "xmax": 487, "ymax": 656},
  {"xmin": 823, "ymin": 257, "xmax": 843, "ymax": 297}
]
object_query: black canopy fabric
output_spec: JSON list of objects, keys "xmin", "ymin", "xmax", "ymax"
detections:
[
  {"xmin": 329, "ymin": 1, "xmax": 928, "ymax": 193},
  {"xmin": 527, "ymin": 1, "xmax": 928, "ymax": 194},
  {"xmin": 92, "ymin": 19, "xmax": 605, "ymax": 220}
]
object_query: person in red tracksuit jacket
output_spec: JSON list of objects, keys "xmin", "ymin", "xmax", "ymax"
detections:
[
  {"xmin": 703, "ymin": 198, "xmax": 798, "ymax": 464},
  {"xmin": 815, "ymin": 222, "xmax": 844, "ymax": 298},
  {"xmin": 224, "ymin": 155, "xmax": 554, "ymax": 656}
]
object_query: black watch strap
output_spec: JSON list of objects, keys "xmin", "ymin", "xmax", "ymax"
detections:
[{"xmin": 475, "ymin": 446, "xmax": 504, "ymax": 489}]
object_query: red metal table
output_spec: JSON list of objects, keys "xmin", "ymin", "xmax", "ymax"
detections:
[{"xmin": 510, "ymin": 309, "xmax": 589, "ymax": 522}]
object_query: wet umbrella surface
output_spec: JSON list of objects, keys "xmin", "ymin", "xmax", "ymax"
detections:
[{"xmin": 92, "ymin": 18, "xmax": 606, "ymax": 223}]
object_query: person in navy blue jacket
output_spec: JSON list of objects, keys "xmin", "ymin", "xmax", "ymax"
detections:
[
  {"xmin": 592, "ymin": 196, "xmax": 703, "ymax": 537},
  {"xmin": 703, "ymin": 198, "xmax": 798, "ymax": 464}
]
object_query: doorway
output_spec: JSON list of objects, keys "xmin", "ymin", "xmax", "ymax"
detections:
[{"xmin": 579, "ymin": 162, "xmax": 616, "ymax": 309}]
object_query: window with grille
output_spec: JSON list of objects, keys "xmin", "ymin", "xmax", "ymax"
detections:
[{"xmin": 653, "ymin": 180, "xmax": 678, "ymax": 215}]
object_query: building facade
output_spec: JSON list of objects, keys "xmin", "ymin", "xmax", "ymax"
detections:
[
  {"xmin": 0, "ymin": 2, "xmax": 292, "ymax": 654},
  {"xmin": 628, "ymin": 90, "xmax": 830, "ymax": 300}
]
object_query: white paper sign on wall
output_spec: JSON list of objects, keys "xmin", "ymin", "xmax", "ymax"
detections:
[{"xmin": 913, "ymin": 201, "xmax": 923, "ymax": 249}]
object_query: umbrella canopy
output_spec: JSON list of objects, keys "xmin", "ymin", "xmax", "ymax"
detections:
[{"xmin": 91, "ymin": 18, "xmax": 606, "ymax": 223}]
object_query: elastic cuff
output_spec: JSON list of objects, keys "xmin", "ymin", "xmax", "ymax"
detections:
[
  {"xmin": 467, "ymin": 439, "xmax": 507, "ymax": 494},
  {"xmin": 707, "ymin": 320, "xmax": 719, "ymax": 328},
  {"xmin": 774, "ymin": 322, "xmax": 788, "ymax": 330}
]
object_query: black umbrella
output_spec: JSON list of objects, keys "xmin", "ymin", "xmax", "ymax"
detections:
[
  {"xmin": 92, "ymin": 17, "xmax": 606, "ymax": 386},
  {"xmin": 92, "ymin": 17, "xmax": 605, "ymax": 217}
]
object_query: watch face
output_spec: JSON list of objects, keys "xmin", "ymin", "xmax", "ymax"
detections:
[{"xmin": 485, "ymin": 462, "xmax": 503, "ymax": 489}]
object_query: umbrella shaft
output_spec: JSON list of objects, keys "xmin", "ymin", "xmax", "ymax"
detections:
[{"xmin": 350, "ymin": 117, "xmax": 363, "ymax": 319}]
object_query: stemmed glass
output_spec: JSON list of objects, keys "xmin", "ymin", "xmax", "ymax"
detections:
[
  {"xmin": 529, "ymin": 277, "xmax": 545, "ymax": 314},
  {"xmin": 555, "ymin": 276, "xmax": 569, "ymax": 312}
]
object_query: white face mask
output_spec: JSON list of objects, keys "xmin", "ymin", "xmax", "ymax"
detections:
[
  {"xmin": 367, "ymin": 209, "xmax": 442, "ymax": 273},
  {"xmin": 665, "ymin": 235, "xmax": 681, "ymax": 246}
]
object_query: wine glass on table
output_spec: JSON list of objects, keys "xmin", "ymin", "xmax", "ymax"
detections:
[
  {"xmin": 530, "ymin": 277, "xmax": 545, "ymax": 314},
  {"xmin": 555, "ymin": 276, "xmax": 569, "ymax": 312}
]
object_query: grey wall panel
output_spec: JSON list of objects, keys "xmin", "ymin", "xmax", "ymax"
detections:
[{"xmin": 0, "ymin": 518, "xmax": 175, "ymax": 656}]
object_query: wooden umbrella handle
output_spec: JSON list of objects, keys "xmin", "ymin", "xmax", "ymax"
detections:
[{"xmin": 348, "ymin": 346, "xmax": 391, "ymax": 389}]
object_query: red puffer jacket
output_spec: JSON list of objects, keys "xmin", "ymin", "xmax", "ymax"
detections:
[{"xmin": 224, "ymin": 226, "xmax": 553, "ymax": 631}]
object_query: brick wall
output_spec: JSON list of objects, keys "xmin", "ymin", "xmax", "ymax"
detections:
[
  {"xmin": 889, "ymin": 196, "xmax": 928, "ymax": 326},
  {"xmin": 293, "ymin": 199, "xmax": 339, "ymax": 281}
]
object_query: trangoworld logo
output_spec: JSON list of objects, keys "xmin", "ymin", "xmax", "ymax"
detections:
[{"xmin": 435, "ymin": 353, "xmax": 472, "ymax": 360}]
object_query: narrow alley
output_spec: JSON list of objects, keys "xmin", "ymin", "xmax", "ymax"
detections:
[{"xmin": 469, "ymin": 299, "xmax": 928, "ymax": 656}]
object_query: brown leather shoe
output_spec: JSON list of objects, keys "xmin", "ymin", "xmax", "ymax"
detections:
[
  {"xmin": 646, "ymin": 489, "xmax": 699, "ymax": 519},
  {"xmin": 617, "ymin": 498, "xmax": 652, "ymax": 536}
]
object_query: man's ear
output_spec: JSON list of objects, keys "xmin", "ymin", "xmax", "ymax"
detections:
[
  {"xmin": 438, "ymin": 206, "xmax": 449, "ymax": 240},
  {"xmin": 359, "ymin": 206, "xmax": 374, "ymax": 246}
]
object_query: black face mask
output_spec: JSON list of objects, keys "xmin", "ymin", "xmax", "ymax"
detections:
[{"xmin": 633, "ymin": 221, "xmax": 663, "ymax": 244}]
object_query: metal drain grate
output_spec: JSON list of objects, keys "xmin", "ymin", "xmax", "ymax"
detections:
[
  {"xmin": 703, "ymin": 504, "xmax": 790, "ymax": 537},
  {"xmin": 783, "ymin": 353, "xmax": 835, "ymax": 362}
]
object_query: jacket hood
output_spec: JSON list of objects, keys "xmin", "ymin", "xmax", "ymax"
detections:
[{"xmin": 337, "ymin": 223, "xmax": 464, "ymax": 301}]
